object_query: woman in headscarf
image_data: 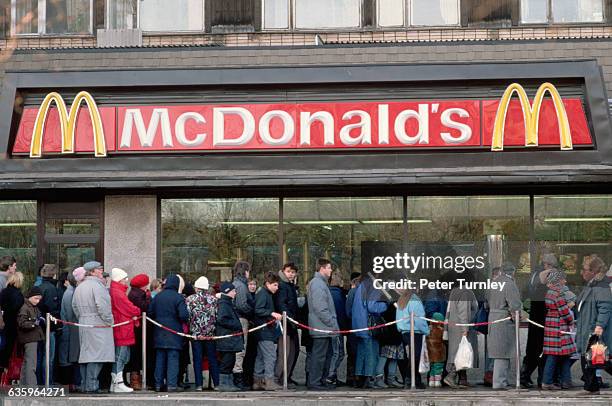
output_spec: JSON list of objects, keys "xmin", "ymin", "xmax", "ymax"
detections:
[{"xmin": 443, "ymin": 271, "xmax": 479, "ymax": 389}]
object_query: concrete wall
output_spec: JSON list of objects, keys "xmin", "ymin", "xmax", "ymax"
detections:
[{"xmin": 104, "ymin": 195, "xmax": 157, "ymax": 280}]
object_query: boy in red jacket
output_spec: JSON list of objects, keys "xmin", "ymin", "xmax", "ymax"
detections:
[{"xmin": 110, "ymin": 267, "xmax": 141, "ymax": 393}]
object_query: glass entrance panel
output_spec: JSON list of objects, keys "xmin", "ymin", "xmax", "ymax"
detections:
[
  {"xmin": 46, "ymin": 242, "xmax": 96, "ymax": 272},
  {"xmin": 161, "ymin": 198, "xmax": 280, "ymax": 286},
  {"xmin": 407, "ymin": 196, "xmax": 531, "ymax": 295},
  {"xmin": 283, "ymin": 197, "xmax": 404, "ymax": 291},
  {"xmin": 534, "ymin": 195, "xmax": 612, "ymax": 292}
]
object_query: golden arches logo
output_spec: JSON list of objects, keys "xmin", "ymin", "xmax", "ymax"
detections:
[
  {"xmin": 491, "ymin": 82, "xmax": 573, "ymax": 151},
  {"xmin": 30, "ymin": 91, "xmax": 107, "ymax": 158}
]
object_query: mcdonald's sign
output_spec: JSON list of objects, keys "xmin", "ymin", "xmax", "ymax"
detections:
[
  {"xmin": 491, "ymin": 82, "xmax": 572, "ymax": 151},
  {"xmin": 29, "ymin": 91, "xmax": 107, "ymax": 158},
  {"xmin": 13, "ymin": 85, "xmax": 591, "ymax": 157}
]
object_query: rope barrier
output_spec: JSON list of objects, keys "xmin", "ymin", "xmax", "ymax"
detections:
[
  {"xmin": 50, "ymin": 313, "xmax": 575, "ymax": 339},
  {"xmin": 50, "ymin": 315, "xmax": 142, "ymax": 329},
  {"xmin": 525, "ymin": 317, "xmax": 575, "ymax": 336},
  {"xmin": 145, "ymin": 316, "xmax": 277, "ymax": 341}
]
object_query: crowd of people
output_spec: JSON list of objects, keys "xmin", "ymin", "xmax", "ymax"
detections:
[{"xmin": 0, "ymin": 253, "xmax": 610, "ymax": 395}]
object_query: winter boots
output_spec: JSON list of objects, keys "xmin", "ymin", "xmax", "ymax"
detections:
[
  {"xmin": 218, "ymin": 374, "xmax": 240, "ymax": 392},
  {"xmin": 130, "ymin": 372, "xmax": 142, "ymax": 391},
  {"xmin": 111, "ymin": 372, "xmax": 134, "ymax": 393},
  {"xmin": 428, "ymin": 375, "xmax": 442, "ymax": 388}
]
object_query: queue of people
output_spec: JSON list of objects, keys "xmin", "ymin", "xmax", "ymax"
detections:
[{"xmin": 0, "ymin": 253, "xmax": 610, "ymax": 395}]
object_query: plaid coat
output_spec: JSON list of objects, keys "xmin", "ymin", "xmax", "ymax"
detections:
[{"xmin": 543, "ymin": 287, "xmax": 577, "ymax": 356}]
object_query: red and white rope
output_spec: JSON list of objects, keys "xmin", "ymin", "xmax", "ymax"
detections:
[
  {"xmin": 145, "ymin": 316, "xmax": 277, "ymax": 341},
  {"xmin": 525, "ymin": 317, "xmax": 575, "ymax": 335},
  {"xmin": 50, "ymin": 315, "xmax": 141, "ymax": 329}
]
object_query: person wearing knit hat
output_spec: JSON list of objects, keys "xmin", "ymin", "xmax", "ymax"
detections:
[
  {"xmin": 187, "ymin": 276, "xmax": 219, "ymax": 390},
  {"xmin": 17, "ymin": 286, "xmax": 44, "ymax": 386},
  {"xmin": 126, "ymin": 273, "xmax": 151, "ymax": 390},
  {"xmin": 130, "ymin": 274, "xmax": 150, "ymax": 290},
  {"xmin": 546, "ymin": 270, "xmax": 566, "ymax": 286},
  {"xmin": 111, "ymin": 268, "xmax": 129, "ymax": 283},
  {"xmin": 216, "ymin": 281, "xmax": 243, "ymax": 391},
  {"xmin": 109, "ymin": 267, "xmax": 140, "ymax": 393},
  {"xmin": 72, "ymin": 267, "xmax": 86, "ymax": 284},
  {"xmin": 541, "ymin": 268, "xmax": 575, "ymax": 390}
]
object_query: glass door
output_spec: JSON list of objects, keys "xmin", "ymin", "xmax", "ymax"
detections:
[{"xmin": 40, "ymin": 201, "xmax": 103, "ymax": 274}]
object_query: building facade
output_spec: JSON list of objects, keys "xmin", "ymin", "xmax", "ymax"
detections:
[{"xmin": 0, "ymin": 0, "xmax": 611, "ymax": 292}]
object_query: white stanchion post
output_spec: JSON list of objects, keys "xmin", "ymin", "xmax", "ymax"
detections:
[
  {"xmin": 515, "ymin": 310, "xmax": 521, "ymax": 391},
  {"xmin": 410, "ymin": 311, "xmax": 415, "ymax": 390},
  {"xmin": 45, "ymin": 313, "xmax": 50, "ymax": 388},
  {"xmin": 142, "ymin": 312, "xmax": 147, "ymax": 391},
  {"xmin": 283, "ymin": 311, "xmax": 288, "ymax": 391}
]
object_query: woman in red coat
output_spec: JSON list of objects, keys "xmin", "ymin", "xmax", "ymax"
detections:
[
  {"xmin": 126, "ymin": 273, "xmax": 150, "ymax": 390},
  {"xmin": 542, "ymin": 270, "xmax": 576, "ymax": 390},
  {"xmin": 110, "ymin": 268, "xmax": 141, "ymax": 393}
]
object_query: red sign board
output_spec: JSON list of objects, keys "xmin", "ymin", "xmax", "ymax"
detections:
[{"xmin": 12, "ymin": 97, "xmax": 592, "ymax": 156}]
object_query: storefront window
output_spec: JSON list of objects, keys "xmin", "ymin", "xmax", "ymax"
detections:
[
  {"xmin": 407, "ymin": 196, "xmax": 531, "ymax": 293},
  {"xmin": 534, "ymin": 195, "xmax": 612, "ymax": 289},
  {"xmin": 12, "ymin": 0, "xmax": 92, "ymax": 35},
  {"xmin": 283, "ymin": 197, "xmax": 403, "ymax": 291},
  {"xmin": 0, "ymin": 201, "xmax": 37, "ymax": 288},
  {"xmin": 553, "ymin": 0, "xmax": 603, "ymax": 23},
  {"xmin": 410, "ymin": 0, "xmax": 459, "ymax": 26},
  {"xmin": 377, "ymin": 0, "xmax": 404, "ymax": 27},
  {"xmin": 520, "ymin": 0, "xmax": 604, "ymax": 24},
  {"xmin": 520, "ymin": 0, "xmax": 548, "ymax": 23},
  {"xmin": 106, "ymin": 0, "xmax": 137, "ymax": 29},
  {"xmin": 262, "ymin": 0, "xmax": 289, "ymax": 30},
  {"xmin": 161, "ymin": 199, "xmax": 280, "ymax": 287},
  {"xmin": 139, "ymin": 0, "xmax": 204, "ymax": 32},
  {"xmin": 294, "ymin": 0, "xmax": 360, "ymax": 29}
]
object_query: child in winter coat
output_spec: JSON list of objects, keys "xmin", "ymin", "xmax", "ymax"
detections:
[
  {"xmin": 17, "ymin": 287, "xmax": 45, "ymax": 386},
  {"xmin": 215, "ymin": 282, "xmax": 244, "ymax": 392},
  {"xmin": 253, "ymin": 272, "xmax": 282, "ymax": 391},
  {"xmin": 426, "ymin": 312, "xmax": 446, "ymax": 387}
]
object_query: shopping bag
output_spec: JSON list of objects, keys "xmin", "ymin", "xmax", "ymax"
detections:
[
  {"xmin": 585, "ymin": 334, "xmax": 609, "ymax": 369},
  {"xmin": 454, "ymin": 336, "xmax": 473, "ymax": 371},
  {"xmin": 419, "ymin": 336, "xmax": 430, "ymax": 373}
]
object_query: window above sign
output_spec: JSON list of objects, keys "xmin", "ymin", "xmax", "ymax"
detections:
[
  {"xmin": 520, "ymin": 0, "xmax": 604, "ymax": 24},
  {"xmin": 11, "ymin": 0, "xmax": 93, "ymax": 35}
]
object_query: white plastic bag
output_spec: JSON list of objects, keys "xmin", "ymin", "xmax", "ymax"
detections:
[
  {"xmin": 454, "ymin": 336, "xmax": 473, "ymax": 371},
  {"xmin": 419, "ymin": 336, "xmax": 430, "ymax": 373}
]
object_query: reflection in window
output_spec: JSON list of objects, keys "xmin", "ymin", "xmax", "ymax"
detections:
[
  {"xmin": 14, "ymin": 0, "xmax": 38, "ymax": 34},
  {"xmin": 408, "ymin": 196, "xmax": 530, "ymax": 277},
  {"xmin": 520, "ymin": 0, "xmax": 604, "ymax": 24},
  {"xmin": 0, "ymin": 201, "xmax": 37, "ymax": 288},
  {"xmin": 284, "ymin": 197, "xmax": 403, "ymax": 291},
  {"xmin": 161, "ymin": 199, "xmax": 279, "ymax": 286},
  {"xmin": 378, "ymin": 0, "xmax": 404, "ymax": 27},
  {"xmin": 263, "ymin": 0, "xmax": 289, "ymax": 29},
  {"xmin": 534, "ymin": 196, "xmax": 611, "ymax": 289},
  {"xmin": 139, "ymin": 0, "xmax": 204, "ymax": 32},
  {"xmin": 411, "ymin": 0, "xmax": 459, "ymax": 26},
  {"xmin": 107, "ymin": 0, "xmax": 137, "ymax": 29},
  {"xmin": 46, "ymin": 0, "xmax": 91, "ymax": 34},
  {"xmin": 294, "ymin": 0, "xmax": 360, "ymax": 29},
  {"xmin": 520, "ymin": 0, "xmax": 547, "ymax": 23},
  {"xmin": 553, "ymin": 0, "xmax": 603, "ymax": 23}
]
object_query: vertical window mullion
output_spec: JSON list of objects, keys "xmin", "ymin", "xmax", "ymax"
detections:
[
  {"xmin": 39, "ymin": 0, "xmax": 45, "ymax": 34},
  {"xmin": 10, "ymin": 0, "xmax": 15, "ymax": 36}
]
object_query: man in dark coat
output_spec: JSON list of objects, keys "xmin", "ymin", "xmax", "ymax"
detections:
[
  {"xmin": 216, "ymin": 282, "xmax": 244, "ymax": 392},
  {"xmin": 231, "ymin": 261, "xmax": 254, "ymax": 389},
  {"xmin": 274, "ymin": 263, "xmax": 300, "ymax": 387},
  {"xmin": 38, "ymin": 263, "xmax": 61, "ymax": 385},
  {"xmin": 520, "ymin": 255, "xmax": 552, "ymax": 388},
  {"xmin": 148, "ymin": 274, "xmax": 189, "ymax": 392}
]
